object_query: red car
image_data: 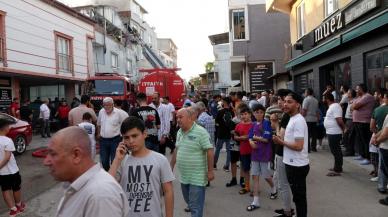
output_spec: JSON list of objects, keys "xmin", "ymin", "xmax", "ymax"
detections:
[{"xmin": 1, "ymin": 113, "xmax": 33, "ymax": 155}]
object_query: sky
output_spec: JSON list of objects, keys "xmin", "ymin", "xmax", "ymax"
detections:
[{"xmin": 137, "ymin": 0, "xmax": 229, "ymax": 80}]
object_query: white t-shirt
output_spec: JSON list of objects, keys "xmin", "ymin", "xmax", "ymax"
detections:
[
  {"xmin": 257, "ymin": 96, "xmax": 267, "ymax": 107},
  {"xmin": 324, "ymin": 103, "xmax": 343, "ymax": 135},
  {"xmin": 39, "ymin": 103, "xmax": 50, "ymax": 120},
  {"xmin": 78, "ymin": 122, "xmax": 96, "ymax": 158},
  {"xmin": 283, "ymin": 113, "xmax": 309, "ymax": 167},
  {"xmin": 167, "ymin": 103, "xmax": 175, "ymax": 122},
  {"xmin": 0, "ymin": 136, "xmax": 19, "ymax": 175},
  {"xmin": 380, "ymin": 115, "xmax": 388, "ymax": 150}
]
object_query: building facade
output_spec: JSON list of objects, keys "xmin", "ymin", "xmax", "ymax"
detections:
[
  {"xmin": 209, "ymin": 33, "xmax": 240, "ymax": 94},
  {"xmin": 157, "ymin": 38, "xmax": 178, "ymax": 68},
  {"xmin": 267, "ymin": 0, "xmax": 388, "ymax": 96},
  {"xmin": 228, "ymin": 0, "xmax": 290, "ymax": 93},
  {"xmin": 0, "ymin": 0, "xmax": 95, "ymax": 111}
]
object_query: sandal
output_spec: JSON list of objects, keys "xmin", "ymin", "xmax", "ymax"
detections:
[
  {"xmin": 270, "ymin": 191, "xmax": 278, "ymax": 200},
  {"xmin": 326, "ymin": 172, "xmax": 341, "ymax": 177},
  {"xmin": 246, "ymin": 204, "xmax": 260, "ymax": 211},
  {"xmin": 239, "ymin": 188, "xmax": 249, "ymax": 195}
]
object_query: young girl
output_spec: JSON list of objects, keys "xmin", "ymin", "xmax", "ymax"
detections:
[{"xmin": 246, "ymin": 104, "xmax": 276, "ymax": 211}]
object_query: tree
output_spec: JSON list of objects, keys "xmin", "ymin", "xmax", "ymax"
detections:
[{"xmin": 205, "ymin": 62, "xmax": 214, "ymax": 73}]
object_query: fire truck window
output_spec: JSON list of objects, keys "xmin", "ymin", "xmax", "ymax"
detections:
[{"xmin": 94, "ymin": 80, "xmax": 124, "ymax": 95}]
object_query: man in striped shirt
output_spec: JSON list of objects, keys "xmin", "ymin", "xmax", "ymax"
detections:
[{"xmin": 170, "ymin": 108, "xmax": 214, "ymax": 217}]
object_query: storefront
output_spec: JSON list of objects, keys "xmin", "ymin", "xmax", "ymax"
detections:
[{"xmin": 286, "ymin": 0, "xmax": 388, "ymax": 97}]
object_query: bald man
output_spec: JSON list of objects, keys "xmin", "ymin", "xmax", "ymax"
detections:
[
  {"xmin": 171, "ymin": 108, "xmax": 214, "ymax": 217},
  {"xmin": 44, "ymin": 127, "xmax": 129, "ymax": 217}
]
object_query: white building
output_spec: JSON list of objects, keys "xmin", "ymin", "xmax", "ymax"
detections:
[
  {"xmin": 209, "ymin": 33, "xmax": 239, "ymax": 94},
  {"xmin": 157, "ymin": 38, "xmax": 178, "ymax": 68},
  {"xmin": 0, "ymin": 0, "xmax": 95, "ymax": 111}
]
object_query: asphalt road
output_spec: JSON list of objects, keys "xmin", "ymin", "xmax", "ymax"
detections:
[{"xmin": 1, "ymin": 136, "xmax": 388, "ymax": 217}]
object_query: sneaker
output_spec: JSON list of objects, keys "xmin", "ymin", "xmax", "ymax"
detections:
[
  {"xmin": 223, "ymin": 166, "xmax": 230, "ymax": 172},
  {"xmin": 370, "ymin": 177, "xmax": 379, "ymax": 182},
  {"xmin": 226, "ymin": 178, "xmax": 237, "ymax": 187},
  {"xmin": 354, "ymin": 156, "xmax": 363, "ymax": 160},
  {"xmin": 9, "ymin": 208, "xmax": 18, "ymax": 217},
  {"xmin": 360, "ymin": 159, "xmax": 370, "ymax": 165},
  {"xmin": 379, "ymin": 198, "xmax": 388, "ymax": 206},
  {"xmin": 16, "ymin": 202, "xmax": 26, "ymax": 212},
  {"xmin": 270, "ymin": 191, "xmax": 278, "ymax": 200},
  {"xmin": 274, "ymin": 208, "xmax": 294, "ymax": 217}
]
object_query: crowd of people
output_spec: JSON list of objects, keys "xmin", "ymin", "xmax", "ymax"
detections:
[{"xmin": 1, "ymin": 83, "xmax": 388, "ymax": 217}]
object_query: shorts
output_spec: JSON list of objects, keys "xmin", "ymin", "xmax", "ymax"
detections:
[
  {"xmin": 0, "ymin": 172, "xmax": 21, "ymax": 191},
  {"xmin": 231, "ymin": 150, "xmax": 240, "ymax": 163},
  {"xmin": 240, "ymin": 154, "xmax": 251, "ymax": 172},
  {"xmin": 251, "ymin": 161, "xmax": 272, "ymax": 178}
]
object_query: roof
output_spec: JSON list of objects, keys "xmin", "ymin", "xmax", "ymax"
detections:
[
  {"xmin": 40, "ymin": 0, "xmax": 96, "ymax": 25},
  {"xmin": 208, "ymin": 33, "xmax": 229, "ymax": 45}
]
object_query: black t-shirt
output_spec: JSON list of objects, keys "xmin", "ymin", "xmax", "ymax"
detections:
[
  {"xmin": 215, "ymin": 108, "xmax": 235, "ymax": 139},
  {"xmin": 275, "ymin": 113, "xmax": 290, "ymax": 156},
  {"xmin": 20, "ymin": 106, "xmax": 32, "ymax": 122},
  {"xmin": 131, "ymin": 106, "xmax": 161, "ymax": 142}
]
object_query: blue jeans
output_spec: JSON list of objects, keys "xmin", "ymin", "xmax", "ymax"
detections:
[
  {"xmin": 214, "ymin": 139, "xmax": 231, "ymax": 168},
  {"xmin": 181, "ymin": 184, "xmax": 206, "ymax": 217},
  {"xmin": 99, "ymin": 136, "xmax": 121, "ymax": 171},
  {"xmin": 145, "ymin": 139, "xmax": 159, "ymax": 152}
]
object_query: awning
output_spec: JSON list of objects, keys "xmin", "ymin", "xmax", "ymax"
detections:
[
  {"xmin": 268, "ymin": 71, "xmax": 290, "ymax": 80},
  {"xmin": 286, "ymin": 10, "xmax": 388, "ymax": 70}
]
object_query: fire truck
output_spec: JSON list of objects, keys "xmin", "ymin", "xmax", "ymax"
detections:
[
  {"xmin": 85, "ymin": 73, "xmax": 136, "ymax": 113},
  {"xmin": 138, "ymin": 68, "xmax": 185, "ymax": 109}
]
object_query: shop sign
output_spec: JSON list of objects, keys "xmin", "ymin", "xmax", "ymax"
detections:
[
  {"xmin": 0, "ymin": 88, "xmax": 12, "ymax": 106},
  {"xmin": 249, "ymin": 63, "xmax": 273, "ymax": 93},
  {"xmin": 314, "ymin": 13, "xmax": 343, "ymax": 44},
  {"xmin": 0, "ymin": 77, "xmax": 11, "ymax": 87},
  {"xmin": 344, "ymin": 0, "xmax": 379, "ymax": 25}
]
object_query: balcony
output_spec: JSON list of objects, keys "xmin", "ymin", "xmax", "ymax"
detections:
[{"xmin": 266, "ymin": 0, "xmax": 296, "ymax": 14}]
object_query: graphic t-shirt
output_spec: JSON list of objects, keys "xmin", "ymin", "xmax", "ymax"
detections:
[
  {"xmin": 78, "ymin": 122, "xmax": 96, "ymax": 158},
  {"xmin": 117, "ymin": 151, "xmax": 175, "ymax": 217},
  {"xmin": 235, "ymin": 122, "xmax": 253, "ymax": 155},
  {"xmin": 132, "ymin": 106, "xmax": 161, "ymax": 142},
  {"xmin": 248, "ymin": 119, "xmax": 272, "ymax": 162},
  {"xmin": 0, "ymin": 136, "xmax": 19, "ymax": 175}
]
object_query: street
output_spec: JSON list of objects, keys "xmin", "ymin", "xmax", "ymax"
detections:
[{"xmin": 0, "ymin": 136, "xmax": 387, "ymax": 217}]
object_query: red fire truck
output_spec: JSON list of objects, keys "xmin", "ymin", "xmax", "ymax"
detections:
[
  {"xmin": 85, "ymin": 73, "xmax": 136, "ymax": 112},
  {"xmin": 138, "ymin": 68, "xmax": 186, "ymax": 109}
]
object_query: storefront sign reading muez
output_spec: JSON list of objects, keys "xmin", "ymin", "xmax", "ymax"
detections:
[{"xmin": 314, "ymin": 13, "xmax": 343, "ymax": 44}]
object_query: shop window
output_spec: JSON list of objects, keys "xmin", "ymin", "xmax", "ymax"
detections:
[
  {"xmin": 384, "ymin": 52, "xmax": 388, "ymax": 89},
  {"xmin": 366, "ymin": 51, "xmax": 388, "ymax": 91},
  {"xmin": 55, "ymin": 32, "xmax": 73, "ymax": 74},
  {"xmin": 325, "ymin": 0, "xmax": 338, "ymax": 18},
  {"xmin": 297, "ymin": 1, "xmax": 306, "ymax": 39},
  {"xmin": 111, "ymin": 52, "xmax": 118, "ymax": 69},
  {"xmin": 320, "ymin": 59, "xmax": 351, "ymax": 96},
  {"xmin": 232, "ymin": 9, "xmax": 246, "ymax": 40},
  {"xmin": 295, "ymin": 71, "xmax": 314, "ymax": 96}
]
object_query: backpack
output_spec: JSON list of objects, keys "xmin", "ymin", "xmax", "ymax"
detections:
[{"xmin": 223, "ymin": 109, "xmax": 234, "ymax": 130}]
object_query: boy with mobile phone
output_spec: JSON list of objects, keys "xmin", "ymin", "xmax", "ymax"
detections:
[{"xmin": 109, "ymin": 116, "xmax": 175, "ymax": 217}]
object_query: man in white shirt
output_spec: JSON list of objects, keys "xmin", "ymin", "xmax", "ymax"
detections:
[
  {"xmin": 375, "ymin": 115, "xmax": 388, "ymax": 206},
  {"xmin": 323, "ymin": 93, "xmax": 345, "ymax": 176},
  {"xmin": 97, "ymin": 97, "xmax": 129, "ymax": 171},
  {"xmin": 44, "ymin": 127, "xmax": 129, "ymax": 217},
  {"xmin": 150, "ymin": 93, "xmax": 170, "ymax": 155},
  {"xmin": 257, "ymin": 91, "xmax": 267, "ymax": 107},
  {"xmin": 273, "ymin": 91, "xmax": 309, "ymax": 217},
  {"xmin": 163, "ymin": 96, "xmax": 176, "ymax": 153},
  {"xmin": 39, "ymin": 98, "xmax": 51, "ymax": 138},
  {"xmin": 302, "ymin": 88, "xmax": 319, "ymax": 152}
]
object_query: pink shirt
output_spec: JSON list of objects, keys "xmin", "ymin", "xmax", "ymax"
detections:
[{"xmin": 352, "ymin": 93, "xmax": 375, "ymax": 123}]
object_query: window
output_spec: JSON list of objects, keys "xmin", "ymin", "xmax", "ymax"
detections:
[
  {"xmin": 55, "ymin": 32, "xmax": 73, "ymax": 74},
  {"xmin": 232, "ymin": 9, "xmax": 246, "ymax": 40},
  {"xmin": 111, "ymin": 52, "xmax": 118, "ymax": 69},
  {"xmin": 297, "ymin": 1, "xmax": 306, "ymax": 39},
  {"xmin": 325, "ymin": 0, "xmax": 338, "ymax": 18},
  {"xmin": 126, "ymin": 59, "xmax": 132, "ymax": 73},
  {"xmin": 366, "ymin": 49, "xmax": 388, "ymax": 91}
]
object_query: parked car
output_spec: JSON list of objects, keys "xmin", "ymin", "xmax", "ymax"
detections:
[{"xmin": 1, "ymin": 113, "xmax": 33, "ymax": 154}]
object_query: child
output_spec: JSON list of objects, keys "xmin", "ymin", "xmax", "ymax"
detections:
[
  {"xmin": 234, "ymin": 106, "xmax": 253, "ymax": 194},
  {"xmin": 78, "ymin": 112, "xmax": 96, "ymax": 159},
  {"xmin": 109, "ymin": 116, "xmax": 175, "ymax": 217},
  {"xmin": 0, "ymin": 113, "xmax": 26, "ymax": 217},
  {"xmin": 246, "ymin": 104, "xmax": 276, "ymax": 211}
]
